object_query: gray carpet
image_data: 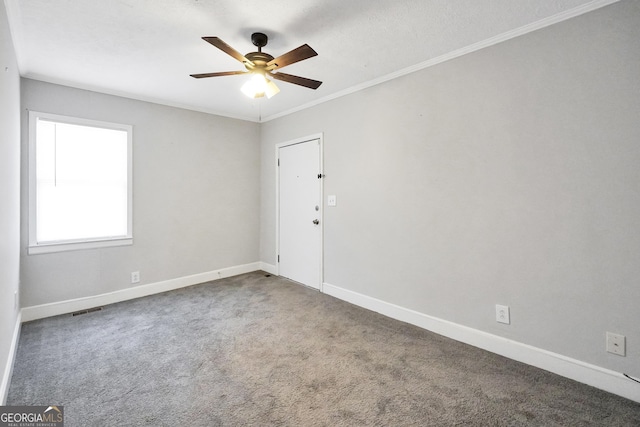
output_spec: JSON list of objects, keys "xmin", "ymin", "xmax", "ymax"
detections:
[{"xmin": 7, "ymin": 272, "xmax": 640, "ymax": 426}]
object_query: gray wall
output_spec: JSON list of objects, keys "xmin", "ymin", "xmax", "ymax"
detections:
[
  {"xmin": 20, "ymin": 79, "xmax": 261, "ymax": 307},
  {"xmin": 0, "ymin": 2, "xmax": 21, "ymax": 402},
  {"xmin": 260, "ymin": 1, "xmax": 640, "ymax": 376}
]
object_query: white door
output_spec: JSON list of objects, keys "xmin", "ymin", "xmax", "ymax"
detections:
[{"xmin": 278, "ymin": 138, "xmax": 322, "ymax": 289}]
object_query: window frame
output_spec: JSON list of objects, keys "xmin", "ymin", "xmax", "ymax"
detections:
[{"xmin": 28, "ymin": 111, "xmax": 133, "ymax": 255}]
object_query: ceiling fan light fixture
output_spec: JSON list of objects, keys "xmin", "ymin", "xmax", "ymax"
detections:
[
  {"xmin": 241, "ymin": 72, "xmax": 280, "ymax": 99},
  {"xmin": 265, "ymin": 78, "xmax": 280, "ymax": 99}
]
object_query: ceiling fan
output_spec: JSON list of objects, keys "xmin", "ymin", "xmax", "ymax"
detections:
[{"xmin": 190, "ymin": 32, "xmax": 322, "ymax": 98}]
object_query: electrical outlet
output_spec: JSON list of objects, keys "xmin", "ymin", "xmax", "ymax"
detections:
[
  {"xmin": 496, "ymin": 304, "xmax": 510, "ymax": 324},
  {"xmin": 606, "ymin": 332, "xmax": 625, "ymax": 356},
  {"xmin": 131, "ymin": 271, "xmax": 140, "ymax": 284}
]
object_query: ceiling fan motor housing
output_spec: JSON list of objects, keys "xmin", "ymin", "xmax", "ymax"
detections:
[{"xmin": 244, "ymin": 52, "xmax": 274, "ymax": 71}]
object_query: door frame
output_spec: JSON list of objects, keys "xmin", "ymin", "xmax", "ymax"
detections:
[{"xmin": 275, "ymin": 133, "xmax": 324, "ymax": 291}]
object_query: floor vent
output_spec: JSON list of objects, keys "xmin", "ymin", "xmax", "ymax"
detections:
[{"xmin": 72, "ymin": 307, "xmax": 103, "ymax": 316}]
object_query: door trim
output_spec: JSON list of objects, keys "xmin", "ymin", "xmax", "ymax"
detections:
[{"xmin": 275, "ymin": 133, "xmax": 324, "ymax": 291}]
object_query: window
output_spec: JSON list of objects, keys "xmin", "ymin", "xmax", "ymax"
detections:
[{"xmin": 28, "ymin": 111, "xmax": 133, "ymax": 254}]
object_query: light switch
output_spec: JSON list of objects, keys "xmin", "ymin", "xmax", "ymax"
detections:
[{"xmin": 328, "ymin": 195, "xmax": 337, "ymax": 207}]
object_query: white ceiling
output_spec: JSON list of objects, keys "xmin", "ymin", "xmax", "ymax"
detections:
[{"xmin": 4, "ymin": 0, "xmax": 615, "ymax": 122}]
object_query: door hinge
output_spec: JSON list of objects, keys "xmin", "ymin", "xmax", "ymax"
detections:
[
  {"xmin": 278, "ymin": 159, "xmax": 280, "ymax": 166},
  {"xmin": 277, "ymin": 255, "xmax": 280, "ymax": 263},
  {"xmin": 317, "ymin": 173, "xmax": 324, "ymax": 179}
]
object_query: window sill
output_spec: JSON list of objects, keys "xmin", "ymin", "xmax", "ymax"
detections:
[{"xmin": 28, "ymin": 238, "xmax": 133, "ymax": 255}]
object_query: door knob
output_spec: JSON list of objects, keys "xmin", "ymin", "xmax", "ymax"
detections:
[{"xmin": 312, "ymin": 219, "xmax": 319, "ymax": 225}]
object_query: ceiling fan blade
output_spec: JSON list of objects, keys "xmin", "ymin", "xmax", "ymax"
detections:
[
  {"xmin": 270, "ymin": 72, "xmax": 322, "ymax": 90},
  {"xmin": 266, "ymin": 44, "xmax": 318, "ymax": 70},
  {"xmin": 190, "ymin": 71, "xmax": 247, "ymax": 79},
  {"xmin": 202, "ymin": 37, "xmax": 253, "ymax": 66}
]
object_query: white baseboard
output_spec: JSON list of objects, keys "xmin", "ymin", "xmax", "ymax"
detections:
[
  {"xmin": 323, "ymin": 282, "xmax": 640, "ymax": 404},
  {"xmin": 1, "ymin": 311, "xmax": 22, "ymax": 405},
  {"xmin": 22, "ymin": 262, "xmax": 262, "ymax": 322},
  {"xmin": 259, "ymin": 262, "xmax": 277, "ymax": 275}
]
